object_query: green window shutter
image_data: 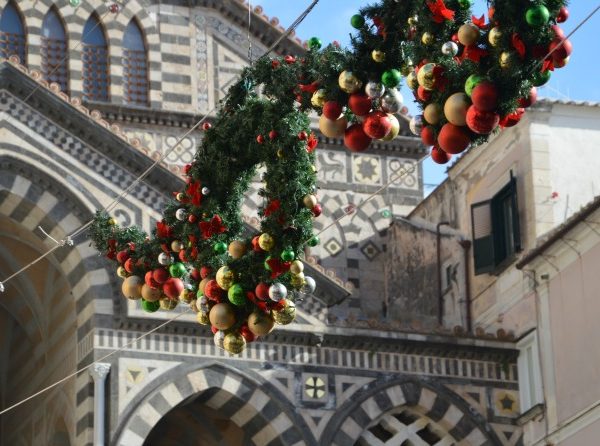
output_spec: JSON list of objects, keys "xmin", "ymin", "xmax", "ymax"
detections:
[
  {"xmin": 509, "ymin": 176, "xmax": 522, "ymax": 252},
  {"xmin": 471, "ymin": 200, "xmax": 495, "ymax": 275}
]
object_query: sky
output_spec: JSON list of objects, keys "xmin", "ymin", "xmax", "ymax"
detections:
[{"xmin": 256, "ymin": 1, "xmax": 600, "ymax": 194}]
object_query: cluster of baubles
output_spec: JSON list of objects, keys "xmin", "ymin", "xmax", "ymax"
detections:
[
  {"xmin": 401, "ymin": 3, "xmax": 572, "ymax": 164},
  {"xmin": 315, "ymin": 70, "xmax": 407, "ymax": 152}
]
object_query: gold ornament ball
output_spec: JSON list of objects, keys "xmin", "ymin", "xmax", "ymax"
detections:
[
  {"xmin": 258, "ymin": 233, "xmax": 275, "ymax": 251},
  {"xmin": 488, "ymin": 27, "xmax": 502, "ymax": 47},
  {"xmin": 272, "ymin": 299, "xmax": 296, "ymax": 325},
  {"xmin": 209, "ymin": 303, "xmax": 236, "ymax": 330},
  {"xmin": 406, "ymin": 71, "xmax": 418, "ymax": 90},
  {"xmin": 179, "ymin": 289, "xmax": 194, "ymax": 304},
  {"xmin": 421, "ymin": 32, "xmax": 434, "ymax": 45},
  {"xmin": 381, "ymin": 114, "xmax": 400, "ymax": 141},
  {"xmin": 228, "ymin": 240, "xmax": 247, "ymax": 259},
  {"xmin": 117, "ymin": 266, "xmax": 128, "ymax": 279},
  {"xmin": 371, "ymin": 50, "xmax": 385, "ymax": 63},
  {"xmin": 176, "ymin": 192, "xmax": 185, "ymax": 202},
  {"xmin": 159, "ymin": 298, "xmax": 178, "ymax": 311},
  {"xmin": 407, "ymin": 15, "xmax": 418, "ymax": 26},
  {"xmin": 338, "ymin": 70, "xmax": 362, "ymax": 94},
  {"xmin": 277, "ymin": 148, "xmax": 285, "ymax": 159},
  {"xmin": 444, "ymin": 92, "xmax": 470, "ymax": 126},
  {"xmin": 198, "ymin": 277, "xmax": 210, "ymax": 295},
  {"xmin": 458, "ymin": 23, "xmax": 480, "ymax": 46},
  {"xmin": 499, "ymin": 51, "xmax": 515, "ymax": 69},
  {"xmin": 423, "ymin": 103, "xmax": 443, "ymax": 125},
  {"xmin": 141, "ymin": 284, "xmax": 162, "ymax": 302},
  {"xmin": 290, "ymin": 260, "xmax": 304, "ymax": 274},
  {"xmin": 311, "ymin": 165, "xmax": 317, "ymax": 174},
  {"xmin": 170, "ymin": 240, "xmax": 185, "ymax": 252},
  {"xmin": 290, "ymin": 273, "xmax": 306, "ymax": 289},
  {"xmin": 190, "ymin": 299, "xmax": 200, "ymax": 313},
  {"xmin": 311, "ymin": 89, "xmax": 327, "ymax": 108},
  {"xmin": 223, "ymin": 332, "xmax": 246, "ymax": 354},
  {"xmin": 417, "ymin": 63, "xmax": 436, "ymax": 90},
  {"xmin": 108, "ymin": 218, "xmax": 117, "ymax": 226},
  {"xmin": 216, "ymin": 266, "xmax": 234, "ymax": 290},
  {"xmin": 121, "ymin": 275, "xmax": 143, "ymax": 300},
  {"xmin": 303, "ymin": 194, "xmax": 318, "ymax": 209},
  {"xmin": 319, "ymin": 114, "xmax": 347, "ymax": 138},
  {"xmin": 196, "ymin": 311, "xmax": 210, "ymax": 325},
  {"xmin": 247, "ymin": 311, "xmax": 275, "ymax": 336}
]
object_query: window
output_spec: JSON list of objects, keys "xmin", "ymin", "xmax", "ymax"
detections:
[
  {"xmin": 517, "ymin": 331, "xmax": 543, "ymax": 412},
  {"xmin": 41, "ymin": 8, "xmax": 68, "ymax": 93},
  {"xmin": 82, "ymin": 15, "xmax": 109, "ymax": 101},
  {"xmin": 0, "ymin": 1, "xmax": 26, "ymax": 64},
  {"xmin": 122, "ymin": 19, "xmax": 148, "ymax": 106},
  {"xmin": 471, "ymin": 175, "xmax": 521, "ymax": 274}
]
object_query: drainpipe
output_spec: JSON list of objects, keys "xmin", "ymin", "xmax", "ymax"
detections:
[
  {"xmin": 436, "ymin": 222, "xmax": 450, "ymax": 326},
  {"xmin": 90, "ymin": 363, "xmax": 111, "ymax": 446},
  {"xmin": 459, "ymin": 240, "xmax": 472, "ymax": 333}
]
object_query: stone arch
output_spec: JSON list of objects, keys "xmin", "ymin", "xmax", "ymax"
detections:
[
  {"xmin": 321, "ymin": 377, "xmax": 502, "ymax": 446},
  {"xmin": 114, "ymin": 362, "xmax": 314, "ymax": 446}
]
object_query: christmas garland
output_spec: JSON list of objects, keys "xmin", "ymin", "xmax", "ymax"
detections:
[{"xmin": 91, "ymin": 0, "xmax": 569, "ymax": 354}]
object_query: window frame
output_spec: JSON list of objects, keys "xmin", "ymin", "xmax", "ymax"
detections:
[
  {"xmin": 122, "ymin": 18, "xmax": 149, "ymax": 106},
  {"xmin": 82, "ymin": 13, "xmax": 110, "ymax": 102},
  {"xmin": 41, "ymin": 7, "xmax": 69, "ymax": 94},
  {"xmin": 0, "ymin": 1, "xmax": 27, "ymax": 65},
  {"xmin": 517, "ymin": 331, "xmax": 544, "ymax": 413}
]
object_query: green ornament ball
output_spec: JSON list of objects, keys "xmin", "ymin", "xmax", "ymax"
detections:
[
  {"xmin": 457, "ymin": 0, "xmax": 472, "ymax": 8},
  {"xmin": 264, "ymin": 255, "xmax": 273, "ymax": 271},
  {"xmin": 526, "ymin": 5, "xmax": 550, "ymax": 26},
  {"xmin": 465, "ymin": 74, "xmax": 485, "ymax": 96},
  {"xmin": 281, "ymin": 248, "xmax": 295, "ymax": 262},
  {"xmin": 69, "ymin": 0, "xmax": 81, "ymax": 6},
  {"xmin": 532, "ymin": 70, "xmax": 551, "ymax": 87},
  {"xmin": 307, "ymin": 37, "xmax": 322, "ymax": 50},
  {"xmin": 141, "ymin": 299, "xmax": 160, "ymax": 313},
  {"xmin": 381, "ymin": 69, "xmax": 401, "ymax": 88},
  {"xmin": 169, "ymin": 262, "xmax": 186, "ymax": 278},
  {"xmin": 213, "ymin": 241, "xmax": 227, "ymax": 254},
  {"xmin": 307, "ymin": 235, "xmax": 320, "ymax": 247},
  {"xmin": 228, "ymin": 284, "xmax": 246, "ymax": 306},
  {"xmin": 350, "ymin": 14, "xmax": 365, "ymax": 29}
]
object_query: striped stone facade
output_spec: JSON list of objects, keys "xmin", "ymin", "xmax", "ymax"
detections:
[{"xmin": 0, "ymin": 2, "xmax": 524, "ymax": 445}]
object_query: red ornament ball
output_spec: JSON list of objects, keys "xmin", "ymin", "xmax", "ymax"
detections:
[
  {"xmin": 499, "ymin": 108, "xmax": 525, "ymax": 128},
  {"xmin": 438, "ymin": 123, "xmax": 471, "ymax": 154},
  {"xmin": 471, "ymin": 82, "xmax": 498, "ymax": 112},
  {"xmin": 466, "ymin": 106, "xmax": 500, "ymax": 135},
  {"xmin": 556, "ymin": 6, "xmax": 569, "ymax": 23},
  {"xmin": 145, "ymin": 271, "xmax": 159, "ymax": 289},
  {"xmin": 298, "ymin": 131, "xmax": 308, "ymax": 141},
  {"xmin": 109, "ymin": 3, "xmax": 120, "ymax": 13},
  {"xmin": 421, "ymin": 126, "xmax": 436, "ymax": 146},
  {"xmin": 240, "ymin": 325, "xmax": 256, "ymax": 342},
  {"xmin": 178, "ymin": 250, "xmax": 188, "ymax": 262},
  {"xmin": 188, "ymin": 214, "xmax": 197, "ymax": 223},
  {"xmin": 323, "ymin": 101, "xmax": 343, "ymax": 120},
  {"xmin": 518, "ymin": 87, "xmax": 537, "ymax": 108},
  {"xmin": 153, "ymin": 268, "xmax": 170, "ymax": 284},
  {"xmin": 190, "ymin": 268, "xmax": 201, "ymax": 281},
  {"xmin": 363, "ymin": 111, "xmax": 392, "ymax": 139},
  {"xmin": 116, "ymin": 250, "xmax": 130, "ymax": 264},
  {"xmin": 312, "ymin": 204, "xmax": 323, "ymax": 217},
  {"xmin": 200, "ymin": 266, "xmax": 212, "ymax": 279},
  {"xmin": 163, "ymin": 278, "xmax": 184, "ymax": 299},
  {"xmin": 417, "ymin": 86, "xmax": 432, "ymax": 102},
  {"xmin": 284, "ymin": 55, "xmax": 296, "ymax": 64},
  {"xmin": 348, "ymin": 93, "xmax": 372, "ymax": 116},
  {"xmin": 344, "ymin": 123, "xmax": 372, "ymax": 152},
  {"xmin": 124, "ymin": 257, "xmax": 135, "ymax": 273},
  {"xmin": 183, "ymin": 164, "xmax": 192, "ymax": 175},
  {"xmin": 202, "ymin": 122, "xmax": 212, "ymax": 131},
  {"xmin": 431, "ymin": 146, "xmax": 451, "ymax": 164},
  {"xmin": 256, "ymin": 134, "xmax": 265, "ymax": 144},
  {"xmin": 550, "ymin": 38, "xmax": 572, "ymax": 61},
  {"xmin": 255, "ymin": 282, "xmax": 270, "ymax": 300},
  {"xmin": 269, "ymin": 130, "xmax": 278, "ymax": 140},
  {"xmin": 551, "ymin": 25, "xmax": 565, "ymax": 39},
  {"xmin": 251, "ymin": 235, "xmax": 262, "ymax": 252},
  {"xmin": 204, "ymin": 279, "xmax": 223, "ymax": 301}
]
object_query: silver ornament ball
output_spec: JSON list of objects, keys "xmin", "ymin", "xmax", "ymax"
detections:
[
  {"xmin": 301, "ymin": 276, "xmax": 317, "ymax": 294},
  {"xmin": 365, "ymin": 81, "xmax": 385, "ymax": 99},
  {"xmin": 201, "ymin": 186, "xmax": 210, "ymax": 195},
  {"xmin": 381, "ymin": 88, "xmax": 404, "ymax": 114},
  {"xmin": 158, "ymin": 252, "xmax": 173, "ymax": 266},
  {"xmin": 268, "ymin": 283, "xmax": 288, "ymax": 302},
  {"xmin": 175, "ymin": 208, "xmax": 187, "ymax": 221},
  {"xmin": 409, "ymin": 115, "xmax": 424, "ymax": 135},
  {"xmin": 441, "ymin": 41, "xmax": 459, "ymax": 56},
  {"xmin": 214, "ymin": 330, "xmax": 225, "ymax": 348}
]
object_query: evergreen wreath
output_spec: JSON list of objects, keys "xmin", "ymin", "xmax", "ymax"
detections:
[{"xmin": 91, "ymin": 0, "xmax": 569, "ymax": 354}]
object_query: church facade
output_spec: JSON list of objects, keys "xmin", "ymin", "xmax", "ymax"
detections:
[{"xmin": 0, "ymin": 1, "xmax": 522, "ymax": 445}]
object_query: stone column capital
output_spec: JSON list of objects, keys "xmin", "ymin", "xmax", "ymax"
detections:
[{"xmin": 90, "ymin": 362, "xmax": 111, "ymax": 381}]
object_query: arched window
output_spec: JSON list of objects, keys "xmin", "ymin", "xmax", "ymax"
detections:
[
  {"xmin": 82, "ymin": 14, "xmax": 109, "ymax": 102},
  {"xmin": 123, "ymin": 19, "xmax": 148, "ymax": 106},
  {"xmin": 0, "ymin": 1, "xmax": 26, "ymax": 64},
  {"xmin": 41, "ymin": 8, "xmax": 68, "ymax": 93}
]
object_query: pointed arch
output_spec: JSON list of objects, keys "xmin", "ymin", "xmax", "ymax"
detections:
[
  {"xmin": 82, "ymin": 13, "xmax": 109, "ymax": 102},
  {"xmin": 41, "ymin": 7, "xmax": 68, "ymax": 93},
  {"xmin": 0, "ymin": 1, "xmax": 26, "ymax": 65},
  {"xmin": 123, "ymin": 18, "xmax": 148, "ymax": 106}
]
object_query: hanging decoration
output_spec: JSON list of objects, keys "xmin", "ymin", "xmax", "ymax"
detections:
[{"xmin": 91, "ymin": 0, "xmax": 569, "ymax": 354}]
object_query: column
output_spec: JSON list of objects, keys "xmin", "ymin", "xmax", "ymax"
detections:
[{"xmin": 90, "ymin": 363, "xmax": 111, "ymax": 446}]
